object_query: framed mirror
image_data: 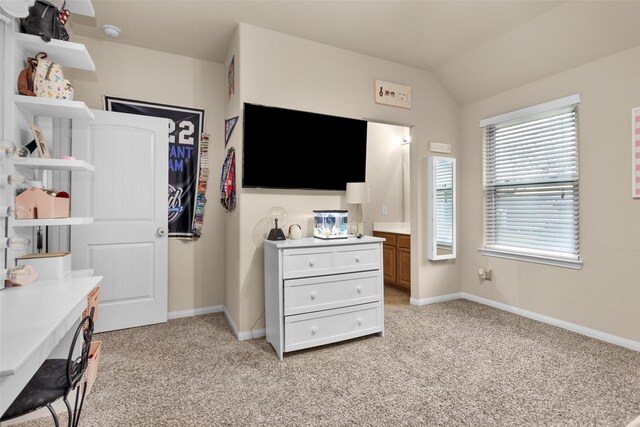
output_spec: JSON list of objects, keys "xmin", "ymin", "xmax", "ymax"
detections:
[{"xmin": 427, "ymin": 156, "xmax": 456, "ymax": 260}]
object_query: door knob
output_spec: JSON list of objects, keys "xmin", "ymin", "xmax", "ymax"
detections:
[{"xmin": 157, "ymin": 227, "xmax": 167, "ymax": 237}]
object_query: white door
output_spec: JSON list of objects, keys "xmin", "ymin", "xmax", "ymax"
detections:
[{"xmin": 72, "ymin": 110, "xmax": 168, "ymax": 332}]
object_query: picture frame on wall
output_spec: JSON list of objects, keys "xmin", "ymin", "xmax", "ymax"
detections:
[
  {"xmin": 30, "ymin": 124, "xmax": 51, "ymax": 159},
  {"xmin": 633, "ymin": 107, "xmax": 640, "ymax": 198}
]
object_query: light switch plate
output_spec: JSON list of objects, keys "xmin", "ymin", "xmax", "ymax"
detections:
[
  {"xmin": 374, "ymin": 80, "xmax": 411, "ymax": 109},
  {"xmin": 430, "ymin": 142, "xmax": 451, "ymax": 153}
]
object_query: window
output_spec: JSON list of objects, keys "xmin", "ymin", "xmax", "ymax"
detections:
[{"xmin": 479, "ymin": 94, "xmax": 582, "ymax": 269}]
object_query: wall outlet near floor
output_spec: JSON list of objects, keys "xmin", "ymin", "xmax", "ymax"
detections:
[
  {"xmin": 478, "ymin": 268, "xmax": 492, "ymax": 281},
  {"xmin": 382, "ymin": 205, "xmax": 388, "ymax": 215}
]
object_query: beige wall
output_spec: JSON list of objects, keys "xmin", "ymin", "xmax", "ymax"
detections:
[
  {"xmin": 459, "ymin": 44, "xmax": 640, "ymax": 342},
  {"xmin": 230, "ymin": 24, "xmax": 459, "ymax": 332},
  {"xmin": 65, "ymin": 36, "xmax": 226, "ymax": 313},
  {"xmin": 223, "ymin": 28, "xmax": 241, "ymax": 326}
]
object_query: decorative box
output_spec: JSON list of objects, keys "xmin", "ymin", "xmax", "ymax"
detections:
[
  {"xmin": 313, "ymin": 210, "xmax": 348, "ymax": 239},
  {"xmin": 15, "ymin": 188, "xmax": 70, "ymax": 219},
  {"xmin": 16, "ymin": 252, "xmax": 72, "ymax": 281}
]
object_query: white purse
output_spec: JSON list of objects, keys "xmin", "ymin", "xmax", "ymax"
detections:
[{"xmin": 33, "ymin": 52, "xmax": 74, "ymax": 100}]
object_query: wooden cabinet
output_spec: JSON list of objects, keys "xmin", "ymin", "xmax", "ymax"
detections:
[
  {"xmin": 264, "ymin": 237, "xmax": 385, "ymax": 360},
  {"xmin": 382, "ymin": 244, "xmax": 397, "ymax": 284},
  {"xmin": 373, "ymin": 231, "xmax": 411, "ymax": 290}
]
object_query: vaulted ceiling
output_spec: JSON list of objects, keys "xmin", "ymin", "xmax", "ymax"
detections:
[{"xmin": 70, "ymin": 1, "xmax": 640, "ymax": 105}]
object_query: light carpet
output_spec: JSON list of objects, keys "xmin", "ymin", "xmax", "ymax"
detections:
[{"xmin": 13, "ymin": 300, "xmax": 640, "ymax": 426}]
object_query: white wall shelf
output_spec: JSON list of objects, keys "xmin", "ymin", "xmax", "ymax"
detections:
[
  {"xmin": 14, "ymin": 33, "xmax": 95, "ymax": 71},
  {"xmin": 13, "ymin": 96, "xmax": 95, "ymax": 120},
  {"xmin": 15, "ymin": 158, "xmax": 94, "ymax": 172},
  {"xmin": 10, "ymin": 217, "xmax": 94, "ymax": 227}
]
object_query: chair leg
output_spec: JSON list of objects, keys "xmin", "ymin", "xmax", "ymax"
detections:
[
  {"xmin": 73, "ymin": 383, "xmax": 88, "ymax": 427},
  {"xmin": 63, "ymin": 397, "xmax": 73, "ymax": 427},
  {"xmin": 46, "ymin": 403, "xmax": 60, "ymax": 427}
]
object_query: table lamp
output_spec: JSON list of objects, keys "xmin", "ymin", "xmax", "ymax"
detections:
[{"xmin": 346, "ymin": 182, "xmax": 370, "ymax": 237}]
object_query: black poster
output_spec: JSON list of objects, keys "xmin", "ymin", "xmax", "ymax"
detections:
[{"xmin": 104, "ymin": 96, "xmax": 205, "ymax": 238}]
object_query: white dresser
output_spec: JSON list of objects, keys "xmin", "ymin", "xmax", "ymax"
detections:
[{"xmin": 264, "ymin": 236, "xmax": 385, "ymax": 360}]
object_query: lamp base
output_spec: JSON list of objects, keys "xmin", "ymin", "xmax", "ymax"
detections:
[{"xmin": 267, "ymin": 228, "xmax": 286, "ymax": 241}]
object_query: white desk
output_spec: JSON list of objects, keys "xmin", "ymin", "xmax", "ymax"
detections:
[{"xmin": 0, "ymin": 274, "xmax": 102, "ymax": 415}]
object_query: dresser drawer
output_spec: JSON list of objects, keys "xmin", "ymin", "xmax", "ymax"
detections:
[
  {"xmin": 284, "ymin": 302, "xmax": 382, "ymax": 352},
  {"xmin": 284, "ymin": 271, "xmax": 381, "ymax": 316},
  {"xmin": 335, "ymin": 244, "xmax": 380, "ymax": 272},
  {"xmin": 282, "ymin": 247, "xmax": 334, "ymax": 279},
  {"xmin": 282, "ymin": 243, "xmax": 381, "ymax": 279}
]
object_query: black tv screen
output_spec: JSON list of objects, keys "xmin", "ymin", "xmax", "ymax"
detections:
[{"xmin": 242, "ymin": 103, "xmax": 367, "ymax": 190}]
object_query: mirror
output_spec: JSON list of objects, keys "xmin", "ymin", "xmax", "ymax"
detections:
[{"xmin": 427, "ymin": 156, "xmax": 456, "ymax": 260}]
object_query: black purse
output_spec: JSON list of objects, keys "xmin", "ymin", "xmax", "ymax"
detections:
[{"xmin": 19, "ymin": 0, "xmax": 69, "ymax": 43}]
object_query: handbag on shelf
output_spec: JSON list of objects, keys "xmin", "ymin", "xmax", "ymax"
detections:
[
  {"xmin": 17, "ymin": 56, "xmax": 38, "ymax": 97},
  {"xmin": 18, "ymin": 52, "xmax": 74, "ymax": 100},
  {"xmin": 33, "ymin": 52, "xmax": 74, "ymax": 100},
  {"xmin": 19, "ymin": 0, "xmax": 70, "ymax": 42}
]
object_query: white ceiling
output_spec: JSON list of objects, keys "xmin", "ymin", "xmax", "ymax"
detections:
[{"xmin": 69, "ymin": 1, "xmax": 640, "ymax": 105}]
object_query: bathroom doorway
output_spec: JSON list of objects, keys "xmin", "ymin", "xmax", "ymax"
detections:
[{"xmin": 363, "ymin": 122, "xmax": 411, "ymax": 305}]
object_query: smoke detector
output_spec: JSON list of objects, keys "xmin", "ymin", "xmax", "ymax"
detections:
[{"xmin": 102, "ymin": 24, "xmax": 121, "ymax": 38}]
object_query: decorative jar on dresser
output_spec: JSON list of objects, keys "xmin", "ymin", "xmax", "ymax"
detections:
[{"xmin": 264, "ymin": 236, "xmax": 385, "ymax": 360}]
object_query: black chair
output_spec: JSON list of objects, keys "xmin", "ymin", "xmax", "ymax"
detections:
[{"xmin": 1, "ymin": 314, "xmax": 95, "ymax": 427}]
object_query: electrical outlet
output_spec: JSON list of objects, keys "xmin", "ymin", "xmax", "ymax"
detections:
[
  {"xmin": 374, "ymin": 80, "xmax": 412, "ymax": 109},
  {"xmin": 478, "ymin": 268, "xmax": 492, "ymax": 281},
  {"xmin": 382, "ymin": 205, "xmax": 388, "ymax": 215}
]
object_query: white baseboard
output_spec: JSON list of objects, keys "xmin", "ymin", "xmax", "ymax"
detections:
[
  {"xmin": 627, "ymin": 414, "xmax": 640, "ymax": 427},
  {"xmin": 223, "ymin": 306, "xmax": 265, "ymax": 340},
  {"xmin": 460, "ymin": 292, "xmax": 640, "ymax": 352},
  {"xmin": 408, "ymin": 291, "xmax": 640, "ymax": 352},
  {"xmin": 223, "ymin": 306, "xmax": 240, "ymax": 337},
  {"xmin": 410, "ymin": 292, "xmax": 463, "ymax": 306},
  {"xmin": 237, "ymin": 328, "xmax": 266, "ymax": 340},
  {"xmin": 168, "ymin": 305, "xmax": 223, "ymax": 320}
]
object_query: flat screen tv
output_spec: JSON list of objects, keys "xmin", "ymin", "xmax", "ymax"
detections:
[{"xmin": 242, "ymin": 103, "xmax": 367, "ymax": 190}]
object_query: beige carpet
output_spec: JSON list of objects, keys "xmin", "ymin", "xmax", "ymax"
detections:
[{"xmin": 13, "ymin": 300, "xmax": 640, "ymax": 426}]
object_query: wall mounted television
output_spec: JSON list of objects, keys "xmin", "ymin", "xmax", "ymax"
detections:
[{"xmin": 242, "ymin": 103, "xmax": 368, "ymax": 191}]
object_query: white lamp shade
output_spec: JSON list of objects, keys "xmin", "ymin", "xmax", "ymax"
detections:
[{"xmin": 345, "ymin": 182, "xmax": 370, "ymax": 204}]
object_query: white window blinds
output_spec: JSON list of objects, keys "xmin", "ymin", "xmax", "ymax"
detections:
[
  {"xmin": 435, "ymin": 159, "xmax": 453, "ymax": 248},
  {"xmin": 481, "ymin": 96, "xmax": 580, "ymax": 266}
]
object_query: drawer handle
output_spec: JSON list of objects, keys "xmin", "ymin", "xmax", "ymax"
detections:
[
  {"xmin": 355, "ymin": 256, "xmax": 360, "ymax": 263},
  {"xmin": 357, "ymin": 318, "xmax": 362, "ymax": 326},
  {"xmin": 311, "ymin": 327, "xmax": 318, "ymax": 335},
  {"xmin": 310, "ymin": 292, "xmax": 317, "ymax": 301},
  {"xmin": 309, "ymin": 259, "xmax": 315, "ymax": 267},
  {"xmin": 356, "ymin": 286, "xmax": 362, "ymax": 294}
]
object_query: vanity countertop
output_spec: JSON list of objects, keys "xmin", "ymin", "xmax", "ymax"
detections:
[{"xmin": 373, "ymin": 222, "xmax": 410, "ymax": 235}]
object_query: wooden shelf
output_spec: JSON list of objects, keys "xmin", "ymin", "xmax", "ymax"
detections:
[
  {"xmin": 65, "ymin": 0, "xmax": 95, "ymax": 17},
  {"xmin": 10, "ymin": 217, "xmax": 93, "ymax": 226},
  {"xmin": 15, "ymin": 158, "xmax": 94, "ymax": 172},
  {"xmin": 14, "ymin": 33, "xmax": 95, "ymax": 71},
  {"xmin": 14, "ymin": 96, "xmax": 95, "ymax": 120}
]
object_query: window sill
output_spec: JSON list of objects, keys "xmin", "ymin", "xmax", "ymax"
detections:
[{"xmin": 478, "ymin": 247, "xmax": 583, "ymax": 270}]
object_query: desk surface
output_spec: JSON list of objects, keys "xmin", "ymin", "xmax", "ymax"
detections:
[
  {"xmin": 1, "ymin": 273, "xmax": 102, "ymax": 414},
  {"xmin": 0, "ymin": 274, "xmax": 102, "ymax": 377}
]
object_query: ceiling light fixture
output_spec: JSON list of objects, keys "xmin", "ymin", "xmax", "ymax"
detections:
[{"xmin": 102, "ymin": 24, "xmax": 121, "ymax": 38}]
